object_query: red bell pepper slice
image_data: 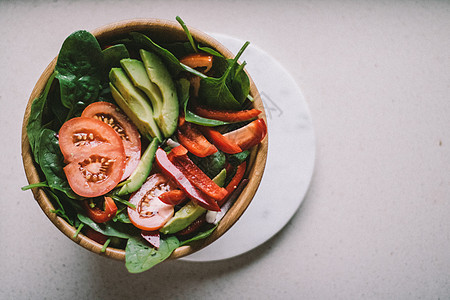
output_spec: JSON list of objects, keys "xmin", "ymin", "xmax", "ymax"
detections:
[
  {"xmin": 158, "ymin": 189, "xmax": 187, "ymax": 206},
  {"xmin": 223, "ymin": 118, "xmax": 267, "ymax": 151},
  {"xmin": 195, "ymin": 106, "xmax": 262, "ymax": 122},
  {"xmin": 82, "ymin": 196, "xmax": 118, "ymax": 223},
  {"xmin": 218, "ymin": 161, "xmax": 247, "ymax": 207},
  {"xmin": 179, "ymin": 53, "xmax": 213, "ymax": 73},
  {"xmin": 170, "ymin": 153, "xmax": 228, "ymax": 202},
  {"xmin": 177, "ymin": 116, "xmax": 218, "ymax": 157},
  {"xmin": 201, "ymin": 126, "xmax": 242, "ymax": 154},
  {"xmin": 155, "ymin": 147, "xmax": 220, "ymax": 211}
]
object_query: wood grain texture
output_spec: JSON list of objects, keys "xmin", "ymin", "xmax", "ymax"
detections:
[{"xmin": 21, "ymin": 19, "xmax": 268, "ymax": 262}]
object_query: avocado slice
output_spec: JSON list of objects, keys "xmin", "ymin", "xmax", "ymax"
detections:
[
  {"xmin": 109, "ymin": 68, "xmax": 162, "ymax": 141},
  {"xmin": 120, "ymin": 58, "xmax": 163, "ymax": 120},
  {"xmin": 160, "ymin": 168, "xmax": 227, "ymax": 235},
  {"xmin": 140, "ymin": 49, "xmax": 179, "ymax": 138},
  {"xmin": 117, "ymin": 137, "xmax": 159, "ymax": 196}
]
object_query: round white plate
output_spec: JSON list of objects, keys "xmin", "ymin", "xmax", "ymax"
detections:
[{"xmin": 181, "ymin": 34, "xmax": 316, "ymax": 262}]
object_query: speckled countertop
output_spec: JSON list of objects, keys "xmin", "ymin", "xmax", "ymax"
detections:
[{"xmin": 1, "ymin": 0, "xmax": 449, "ymax": 299}]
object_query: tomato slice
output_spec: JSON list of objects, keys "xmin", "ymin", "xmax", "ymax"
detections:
[
  {"xmin": 59, "ymin": 117, "xmax": 126, "ymax": 197},
  {"xmin": 127, "ymin": 173, "xmax": 176, "ymax": 231},
  {"xmin": 223, "ymin": 118, "xmax": 267, "ymax": 151},
  {"xmin": 81, "ymin": 101, "xmax": 141, "ymax": 180}
]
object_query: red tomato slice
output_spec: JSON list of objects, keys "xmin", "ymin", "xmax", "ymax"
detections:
[
  {"xmin": 81, "ymin": 102, "xmax": 141, "ymax": 180},
  {"xmin": 127, "ymin": 173, "xmax": 176, "ymax": 231},
  {"xmin": 59, "ymin": 117, "xmax": 126, "ymax": 197},
  {"xmin": 223, "ymin": 118, "xmax": 267, "ymax": 151}
]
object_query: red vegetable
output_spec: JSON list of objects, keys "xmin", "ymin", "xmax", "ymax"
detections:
[
  {"xmin": 158, "ymin": 189, "xmax": 187, "ymax": 206},
  {"xmin": 195, "ymin": 106, "xmax": 261, "ymax": 122},
  {"xmin": 179, "ymin": 53, "xmax": 213, "ymax": 73},
  {"xmin": 82, "ymin": 196, "xmax": 118, "ymax": 223},
  {"xmin": 223, "ymin": 118, "xmax": 267, "ymax": 151},
  {"xmin": 127, "ymin": 173, "xmax": 176, "ymax": 231},
  {"xmin": 176, "ymin": 214, "xmax": 207, "ymax": 236},
  {"xmin": 155, "ymin": 147, "xmax": 220, "ymax": 211},
  {"xmin": 218, "ymin": 161, "xmax": 247, "ymax": 207},
  {"xmin": 170, "ymin": 152, "xmax": 228, "ymax": 202},
  {"xmin": 81, "ymin": 101, "xmax": 141, "ymax": 181},
  {"xmin": 58, "ymin": 117, "xmax": 126, "ymax": 197},
  {"xmin": 201, "ymin": 126, "xmax": 242, "ymax": 154},
  {"xmin": 83, "ymin": 227, "xmax": 108, "ymax": 244},
  {"xmin": 177, "ymin": 116, "xmax": 217, "ymax": 157}
]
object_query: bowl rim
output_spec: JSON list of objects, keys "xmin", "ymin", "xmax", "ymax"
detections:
[{"xmin": 21, "ymin": 18, "xmax": 268, "ymax": 261}]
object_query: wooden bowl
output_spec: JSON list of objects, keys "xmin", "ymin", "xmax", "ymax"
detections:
[{"xmin": 21, "ymin": 19, "xmax": 268, "ymax": 261}]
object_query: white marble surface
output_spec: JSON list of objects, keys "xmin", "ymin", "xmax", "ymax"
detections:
[{"xmin": 1, "ymin": 1, "xmax": 449, "ymax": 299}]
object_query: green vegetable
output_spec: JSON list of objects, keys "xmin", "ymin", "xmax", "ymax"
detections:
[
  {"xmin": 37, "ymin": 129, "xmax": 79, "ymax": 199},
  {"xmin": 109, "ymin": 68, "xmax": 163, "ymax": 141},
  {"xmin": 54, "ymin": 30, "xmax": 104, "ymax": 120},
  {"xmin": 178, "ymin": 78, "xmax": 230, "ymax": 127},
  {"xmin": 198, "ymin": 41, "xmax": 250, "ymax": 110},
  {"xmin": 27, "ymin": 72, "xmax": 56, "ymax": 164},
  {"xmin": 193, "ymin": 150, "xmax": 226, "ymax": 179},
  {"xmin": 77, "ymin": 214, "xmax": 138, "ymax": 239},
  {"xmin": 179, "ymin": 224, "xmax": 218, "ymax": 246},
  {"xmin": 102, "ymin": 43, "xmax": 130, "ymax": 70},
  {"xmin": 118, "ymin": 137, "xmax": 159, "ymax": 196},
  {"xmin": 125, "ymin": 236, "xmax": 180, "ymax": 273}
]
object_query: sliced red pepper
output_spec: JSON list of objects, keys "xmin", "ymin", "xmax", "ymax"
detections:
[
  {"xmin": 177, "ymin": 116, "xmax": 218, "ymax": 157},
  {"xmin": 82, "ymin": 196, "xmax": 118, "ymax": 223},
  {"xmin": 158, "ymin": 189, "xmax": 187, "ymax": 206},
  {"xmin": 201, "ymin": 126, "xmax": 242, "ymax": 154},
  {"xmin": 169, "ymin": 144, "xmax": 189, "ymax": 158},
  {"xmin": 218, "ymin": 161, "xmax": 247, "ymax": 207},
  {"xmin": 170, "ymin": 153, "xmax": 228, "ymax": 202},
  {"xmin": 155, "ymin": 147, "xmax": 220, "ymax": 211},
  {"xmin": 180, "ymin": 53, "xmax": 213, "ymax": 73},
  {"xmin": 223, "ymin": 118, "xmax": 267, "ymax": 151},
  {"xmin": 195, "ymin": 106, "xmax": 262, "ymax": 122}
]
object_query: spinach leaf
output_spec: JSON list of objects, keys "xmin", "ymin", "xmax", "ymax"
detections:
[
  {"xmin": 125, "ymin": 236, "xmax": 180, "ymax": 273},
  {"xmin": 198, "ymin": 41, "xmax": 250, "ymax": 110},
  {"xmin": 179, "ymin": 224, "xmax": 218, "ymax": 246},
  {"xmin": 55, "ymin": 30, "xmax": 104, "ymax": 120},
  {"xmin": 176, "ymin": 16, "xmax": 197, "ymax": 53},
  {"xmin": 102, "ymin": 43, "xmax": 130, "ymax": 71},
  {"xmin": 27, "ymin": 71, "xmax": 57, "ymax": 164},
  {"xmin": 192, "ymin": 150, "xmax": 226, "ymax": 179},
  {"xmin": 130, "ymin": 32, "xmax": 184, "ymax": 77},
  {"xmin": 77, "ymin": 214, "xmax": 138, "ymax": 239},
  {"xmin": 229, "ymin": 61, "xmax": 250, "ymax": 105},
  {"xmin": 48, "ymin": 189, "xmax": 82, "ymax": 227},
  {"xmin": 177, "ymin": 79, "xmax": 230, "ymax": 127},
  {"xmin": 37, "ymin": 128, "xmax": 79, "ymax": 199}
]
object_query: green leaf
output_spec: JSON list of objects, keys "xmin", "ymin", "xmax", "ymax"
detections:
[
  {"xmin": 55, "ymin": 30, "xmax": 104, "ymax": 119},
  {"xmin": 125, "ymin": 236, "xmax": 180, "ymax": 273},
  {"xmin": 198, "ymin": 41, "xmax": 250, "ymax": 110},
  {"xmin": 130, "ymin": 32, "xmax": 184, "ymax": 77},
  {"xmin": 176, "ymin": 16, "xmax": 197, "ymax": 53},
  {"xmin": 77, "ymin": 214, "xmax": 138, "ymax": 239},
  {"xmin": 179, "ymin": 224, "xmax": 218, "ymax": 246},
  {"xmin": 27, "ymin": 71, "xmax": 57, "ymax": 164},
  {"xmin": 177, "ymin": 79, "xmax": 230, "ymax": 127},
  {"xmin": 37, "ymin": 129, "xmax": 79, "ymax": 199}
]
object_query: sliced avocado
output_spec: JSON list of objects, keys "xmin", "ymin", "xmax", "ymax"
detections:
[
  {"xmin": 160, "ymin": 169, "xmax": 226, "ymax": 234},
  {"xmin": 160, "ymin": 201, "xmax": 206, "ymax": 235},
  {"xmin": 118, "ymin": 137, "xmax": 159, "ymax": 196},
  {"xmin": 109, "ymin": 68, "xmax": 162, "ymax": 141},
  {"xmin": 120, "ymin": 58, "xmax": 163, "ymax": 119},
  {"xmin": 140, "ymin": 49, "xmax": 179, "ymax": 138}
]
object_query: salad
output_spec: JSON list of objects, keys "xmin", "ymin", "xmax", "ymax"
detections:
[{"xmin": 23, "ymin": 17, "xmax": 267, "ymax": 273}]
